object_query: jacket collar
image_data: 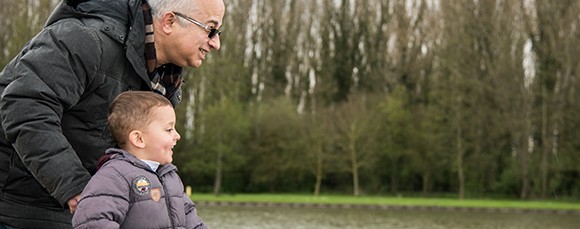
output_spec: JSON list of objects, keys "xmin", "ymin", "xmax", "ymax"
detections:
[{"xmin": 104, "ymin": 148, "xmax": 178, "ymax": 175}]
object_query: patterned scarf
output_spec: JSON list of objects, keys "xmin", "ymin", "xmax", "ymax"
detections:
[{"xmin": 143, "ymin": 2, "xmax": 183, "ymax": 103}]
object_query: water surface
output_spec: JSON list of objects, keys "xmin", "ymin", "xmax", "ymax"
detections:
[{"xmin": 198, "ymin": 205, "xmax": 580, "ymax": 229}]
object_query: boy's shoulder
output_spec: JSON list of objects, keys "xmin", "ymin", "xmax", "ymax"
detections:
[{"xmin": 98, "ymin": 156, "xmax": 141, "ymax": 173}]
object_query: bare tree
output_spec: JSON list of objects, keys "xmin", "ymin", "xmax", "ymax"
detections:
[{"xmin": 521, "ymin": 0, "xmax": 580, "ymax": 199}]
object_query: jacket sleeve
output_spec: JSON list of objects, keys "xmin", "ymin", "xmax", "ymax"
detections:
[
  {"xmin": 0, "ymin": 19, "xmax": 102, "ymax": 205},
  {"xmin": 184, "ymin": 194, "xmax": 208, "ymax": 229},
  {"xmin": 72, "ymin": 164, "xmax": 129, "ymax": 228}
]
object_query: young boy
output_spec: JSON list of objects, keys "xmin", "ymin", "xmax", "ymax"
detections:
[{"xmin": 72, "ymin": 91, "xmax": 207, "ymax": 229}]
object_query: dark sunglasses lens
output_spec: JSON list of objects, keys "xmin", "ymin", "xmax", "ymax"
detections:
[{"xmin": 208, "ymin": 29, "xmax": 219, "ymax": 38}]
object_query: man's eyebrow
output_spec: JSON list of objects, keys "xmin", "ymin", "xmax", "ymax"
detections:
[{"xmin": 207, "ymin": 19, "xmax": 220, "ymax": 26}]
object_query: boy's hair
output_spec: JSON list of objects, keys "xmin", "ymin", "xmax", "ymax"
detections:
[{"xmin": 108, "ymin": 91, "xmax": 173, "ymax": 148}]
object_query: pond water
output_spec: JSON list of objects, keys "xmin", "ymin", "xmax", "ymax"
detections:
[{"xmin": 198, "ymin": 205, "xmax": 580, "ymax": 229}]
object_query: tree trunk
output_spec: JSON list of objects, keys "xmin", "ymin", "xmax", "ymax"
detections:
[
  {"xmin": 517, "ymin": 124, "xmax": 531, "ymax": 200},
  {"xmin": 213, "ymin": 151, "xmax": 222, "ymax": 195},
  {"xmin": 390, "ymin": 157, "xmax": 399, "ymax": 193},
  {"xmin": 314, "ymin": 145, "xmax": 323, "ymax": 196},
  {"xmin": 422, "ymin": 172, "xmax": 430, "ymax": 196},
  {"xmin": 519, "ymin": 145, "xmax": 530, "ymax": 200},
  {"xmin": 350, "ymin": 142, "xmax": 360, "ymax": 196},
  {"xmin": 540, "ymin": 86, "xmax": 549, "ymax": 199},
  {"xmin": 457, "ymin": 130, "xmax": 465, "ymax": 199},
  {"xmin": 456, "ymin": 96, "xmax": 465, "ymax": 199}
]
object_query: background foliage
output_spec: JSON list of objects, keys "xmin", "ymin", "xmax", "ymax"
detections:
[{"xmin": 2, "ymin": 0, "xmax": 579, "ymax": 200}]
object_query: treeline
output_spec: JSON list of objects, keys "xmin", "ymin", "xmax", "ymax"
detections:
[{"xmin": 2, "ymin": 0, "xmax": 579, "ymax": 200}]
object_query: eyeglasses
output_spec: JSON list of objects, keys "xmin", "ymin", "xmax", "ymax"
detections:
[{"xmin": 173, "ymin": 11, "xmax": 221, "ymax": 39}]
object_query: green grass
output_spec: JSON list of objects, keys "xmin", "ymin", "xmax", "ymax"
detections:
[{"xmin": 191, "ymin": 193, "xmax": 580, "ymax": 211}]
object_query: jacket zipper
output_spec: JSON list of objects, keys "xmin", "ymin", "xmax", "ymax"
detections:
[
  {"xmin": 159, "ymin": 175, "xmax": 176, "ymax": 229},
  {"xmin": 124, "ymin": 152, "xmax": 178, "ymax": 228}
]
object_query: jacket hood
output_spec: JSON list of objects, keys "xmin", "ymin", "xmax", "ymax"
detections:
[
  {"xmin": 47, "ymin": 0, "xmax": 142, "ymax": 27},
  {"xmin": 45, "ymin": 0, "xmax": 151, "ymax": 85},
  {"xmin": 44, "ymin": 0, "xmax": 145, "ymax": 49},
  {"xmin": 99, "ymin": 148, "xmax": 147, "ymax": 171}
]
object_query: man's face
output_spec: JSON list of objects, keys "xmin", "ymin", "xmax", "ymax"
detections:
[{"xmin": 164, "ymin": 0, "xmax": 225, "ymax": 68}]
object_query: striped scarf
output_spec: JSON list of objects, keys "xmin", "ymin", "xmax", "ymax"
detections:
[{"xmin": 143, "ymin": 2, "xmax": 183, "ymax": 102}]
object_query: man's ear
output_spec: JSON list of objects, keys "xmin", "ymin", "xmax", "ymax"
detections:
[
  {"xmin": 159, "ymin": 11, "xmax": 178, "ymax": 34},
  {"xmin": 128, "ymin": 130, "xmax": 146, "ymax": 149}
]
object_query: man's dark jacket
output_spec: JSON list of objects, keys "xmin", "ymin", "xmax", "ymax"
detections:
[{"xmin": 0, "ymin": 0, "xmax": 181, "ymax": 228}]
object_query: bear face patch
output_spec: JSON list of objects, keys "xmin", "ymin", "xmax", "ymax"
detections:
[{"xmin": 132, "ymin": 176, "xmax": 151, "ymax": 196}]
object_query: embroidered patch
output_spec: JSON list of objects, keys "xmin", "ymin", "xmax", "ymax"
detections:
[
  {"xmin": 151, "ymin": 188, "xmax": 161, "ymax": 202},
  {"xmin": 132, "ymin": 176, "xmax": 151, "ymax": 196}
]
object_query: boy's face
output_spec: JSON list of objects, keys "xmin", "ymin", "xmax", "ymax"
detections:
[{"xmin": 141, "ymin": 105, "xmax": 180, "ymax": 164}]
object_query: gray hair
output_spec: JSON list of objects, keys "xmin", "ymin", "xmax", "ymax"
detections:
[{"xmin": 147, "ymin": 0, "xmax": 198, "ymax": 26}]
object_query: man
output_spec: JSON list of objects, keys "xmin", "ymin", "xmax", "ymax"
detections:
[{"xmin": 0, "ymin": 0, "xmax": 224, "ymax": 228}]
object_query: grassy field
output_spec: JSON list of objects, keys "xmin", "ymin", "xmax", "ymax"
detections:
[{"xmin": 191, "ymin": 193, "xmax": 580, "ymax": 211}]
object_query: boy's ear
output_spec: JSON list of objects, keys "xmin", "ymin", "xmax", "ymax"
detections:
[{"xmin": 128, "ymin": 130, "xmax": 146, "ymax": 149}]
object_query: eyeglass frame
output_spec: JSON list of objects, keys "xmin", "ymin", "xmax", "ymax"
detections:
[{"xmin": 172, "ymin": 11, "xmax": 221, "ymax": 39}]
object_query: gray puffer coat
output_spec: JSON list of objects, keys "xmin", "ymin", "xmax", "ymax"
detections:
[{"xmin": 72, "ymin": 148, "xmax": 207, "ymax": 229}]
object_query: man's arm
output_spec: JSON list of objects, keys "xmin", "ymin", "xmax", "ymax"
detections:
[{"xmin": 0, "ymin": 20, "xmax": 101, "ymax": 206}]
